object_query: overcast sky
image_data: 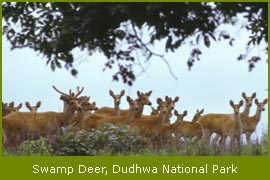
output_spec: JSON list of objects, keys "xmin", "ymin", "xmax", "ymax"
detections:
[{"xmin": 2, "ymin": 18, "xmax": 268, "ymax": 140}]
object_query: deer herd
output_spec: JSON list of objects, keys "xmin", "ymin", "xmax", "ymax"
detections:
[{"xmin": 2, "ymin": 86, "xmax": 268, "ymax": 151}]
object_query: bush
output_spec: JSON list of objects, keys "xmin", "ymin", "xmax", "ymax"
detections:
[
  {"xmin": 49, "ymin": 124, "xmax": 147, "ymax": 156},
  {"xmin": 17, "ymin": 138, "xmax": 51, "ymax": 156}
]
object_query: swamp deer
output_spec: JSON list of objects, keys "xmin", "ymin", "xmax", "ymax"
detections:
[
  {"xmin": 25, "ymin": 101, "xmax": 41, "ymax": 112},
  {"xmin": 199, "ymin": 92, "xmax": 256, "ymax": 144},
  {"xmin": 95, "ymin": 90, "xmax": 125, "ymax": 116},
  {"xmin": 69, "ymin": 97, "xmax": 99, "ymax": 126},
  {"xmin": 2, "ymin": 102, "xmax": 11, "ymax": 117},
  {"xmin": 159, "ymin": 110, "xmax": 187, "ymax": 146},
  {"xmin": 81, "ymin": 96, "xmax": 138, "ymax": 130},
  {"xmin": 175, "ymin": 109, "xmax": 204, "ymax": 141},
  {"xmin": 222, "ymin": 100, "xmax": 244, "ymax": 148},
  {"xmin": 130, "ymin": 98, "xmax": 169, "ymax": 140},
  {"xmin": 8, "ymin": 101, "xmax": 23, "ymax": 113},
  {"xmin": 150, "ymin": 106, "xmax": 159, "ymax": 115},
  {"xmin": 163, "ymin": 96, "xmax": 179, "ymax": 124},
  {"xmin": 2, "ymin": 86, "xmax": 83, "ymax": 149},
  {"xmin": 2, "ymin": 101, "xmax": 23, "ymax": 117},
  {"xmin": 243, "ymin": 98, "xmax": 268, "ymax": 143}
]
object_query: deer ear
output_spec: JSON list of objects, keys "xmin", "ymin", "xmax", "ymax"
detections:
[
  {"xmin": 157, "ymin": 98, "xmax": 162, "ymax": 104},
  {"xmin": 263, "ymin": 98, "xmax": 268, "ymax": 104},
  {"xmin": 183, "ymin": 110, "xmax": 188, "ymax": 116},
  {"xmin": 242, "ymin": 92, "xmax": 247, "ymax": 99},
  {"xmin": 146, "ymin": 90, "xmax": 152, "ymax": 96},
  {"xmin": 251, "ymin": 92, "xmax": 256, "ymax": 98},
  {"xmin": 109, "ymin": 90, "xmax": 114, "ymax": 97},
  {"xmin": 255, "ymin": 98, "xmax": 259, "ymax": 105},
  {"xmin": 174, "ymin": 96, "xmax": 179, "ymax": 102},
  {"xmin": 239, "ymin": 100, "xmax": 244, "ymax": 106},
  {"xmin": 137, "ymin": 91, "xmax": 141, "ymax": 96},
  {"xmin": 25, "ymin": 101, "xmax": 31, "ymax": 109},
  {"xmin": 174, "ymin": 110, "xmax": 178, "ymax": 116},
  {"xmin": 126, "ymin": 96, "xmax": 132, "ymax": 103},
  {"xmin": 9, "ymin": 101, "xmax": 14, "ymax": 107},
  {"xmin": 229, "ymin": 100, "xmax": 234, "ymax": 108},
  {"xmin": 120, "ymin": 90, "xmax": 125, "ymax": 96},
  {"xmin": 18, "ymin": 103, "xmax": 23, "ymax": 109},
  {"xmin": 36, "ymin": 101, "xmax": 41, "ymax": 108},
  {"xmin": 200, "ymin": 109, "xmax": 204, "ymax": 114}
]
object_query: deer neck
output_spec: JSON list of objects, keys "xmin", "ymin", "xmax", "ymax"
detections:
[
  {"xmin": 234, "ymin": 112, "xmax": 242, "ymax": 131},
  {"xmin": 61, "ymin": 106, "xmax": 77, "ymax": 127},
  {"xmin": 169, "ymin": 121, "xmax": 180, "ymax": 134},
  {"xmin": 114, "ymin": 103, "xmax": 120, "ymax": 116},
  {"xmin": 72, "ymin": 109, "xmax": 89, "ymax": 127},
  {"xmin": 164, "ymin": 110, "xmax": 173, "ymax": 124},
  {"xmin": 134, "ymin": 101, "xmax": 144, "ymax": 119},
  {"xmin": 124, "ymin": 108, "xmax": 136, "ymax": 125},
  {"xmin": 240, "ymin": 104, "xmax": 250, "ymax": 125},
  {"xmin": 155, "ymin": 113, "xmax": 167, "ymax": 133},
  {"xmin": 251, "ymin": 107, "xmax": 263, "ymax": 126}
]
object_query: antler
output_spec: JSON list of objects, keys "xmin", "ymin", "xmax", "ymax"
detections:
[
  {"xmin": 52, "ymin": 85, "xmax": 69, "ymax": 96},
  {"xmin": 75, "ymin": 86, "xmax": 84, "ymax": 98},
  {"xmin": 53, "ymin": 85, "xmax": 84, "ymax": 98}
]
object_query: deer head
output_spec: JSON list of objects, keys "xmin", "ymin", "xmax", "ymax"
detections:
[{"xmin": 25, "ymin": 101, "xmax": 41, "ymax": 112}]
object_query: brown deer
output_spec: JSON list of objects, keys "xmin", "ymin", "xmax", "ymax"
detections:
[
  {"xmin": 150, "ymin": 106, "xmax": 159, "ymax": 115},
  {"xmin": 2, "ymin": 86, "xmax": 83, "ymax": 149},
  {"xmin": 95, "ymin": 90, "xmax": 125, "ymax": 116},
  {"xmin": 25, "ymin": 101, "xmax": 41, "ymax": 112},
  {"xmin": 130, "ymin": 98, "xmax": 169, "ymax": 140},
  {"xmin": 159, "ymin": 110, "xmax": 187, "ymax": 145},
  {"xmin": 243, "ymin": 98, "xmax": 268, "ymax": 143},
  {"xmin": 163, "ymin": 96, "xmax": 179, "ymax": 124},
  {"xmin": 2, "ymin": 102, "xmax": 11, "ymax": 117},
  {"xmin": 175, "ymin": 109, "xmax": 204, "ymax": 141},
  {"xmin": 81, "ymin": 96, "xmax": 138, "ymax": 130},
  {"xmin": 199, "ymin": 92, "xmax": 256, "ymax": 144},
  {"xmin": 69, "ymin": 96, "xmax": 99, "ymax": 126},
  {"xmin": 8, "ymin": 101, "xmax": 23, "ymax": 113},
  {"xmin": 222, "ymin": 100, "xmax": 244, "ymax": 148}
]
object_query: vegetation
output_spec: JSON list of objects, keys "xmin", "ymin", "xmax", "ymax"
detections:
[
  {"xmin": 2, "ymin": 2, "xmax": 267, "ymax": 85},
  {"xmin": 3, "ymin": 124, "xmax": 268, "ymax": 156}
]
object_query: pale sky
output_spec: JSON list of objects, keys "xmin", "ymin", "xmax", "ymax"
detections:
[{"xmin": 2, "ymin": 17, "xmax": 268, "ymax": 140}]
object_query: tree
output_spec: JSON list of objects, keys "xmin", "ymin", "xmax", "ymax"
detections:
[{"xmin": 2, "ymin": 2, "xmax": 267, "ymax": 85}]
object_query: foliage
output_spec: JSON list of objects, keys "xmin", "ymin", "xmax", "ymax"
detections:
[
  {"xmin": 49, "ymin": 124, "xmax": 147, "ymax": 156},
  {"xmin": 17, "ymin": 138, "xmax": 51, "ymax": 156},
  {"xmin": 2, "ymin": 2, "xmax": 267, "ymax": 85}
]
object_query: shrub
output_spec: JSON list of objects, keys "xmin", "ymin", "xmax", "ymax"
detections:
[
  {"xmin": 17, "ymin": 138, "xmax": 51, "ymax": 156},
  {"xmin": 49, "ymin": 124, "xmax": 147, "ymax": 156}
]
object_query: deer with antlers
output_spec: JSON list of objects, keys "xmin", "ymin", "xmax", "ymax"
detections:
[{"xmin": 2, "ymin": 86, "xmax": 83, "ymax": 149}]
